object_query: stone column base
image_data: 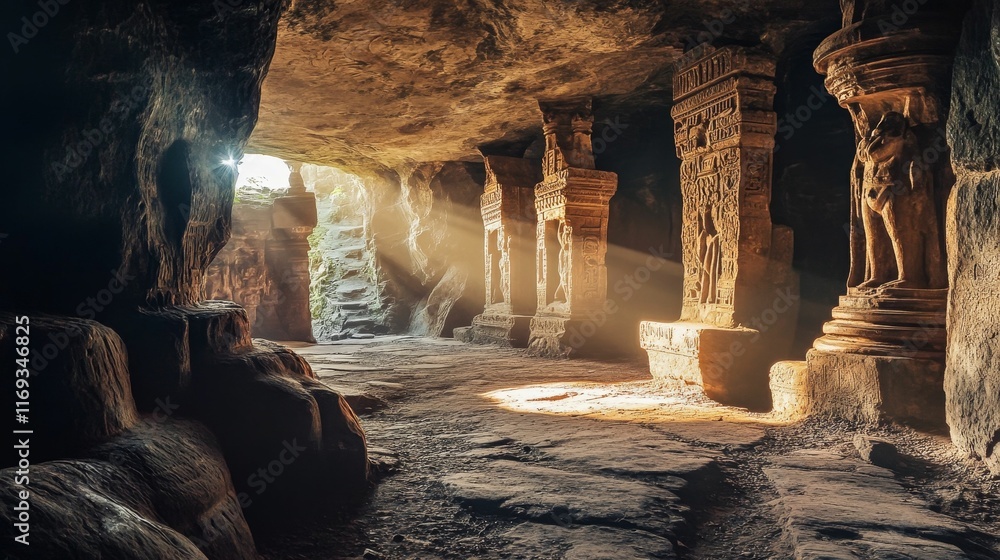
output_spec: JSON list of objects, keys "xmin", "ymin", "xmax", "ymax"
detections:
[
  {"xmin": 640, "ymin": 321, "xmax": 768, "ymax": 409},
  {"xmin": 456, "ymin": 313, "xmax": 532, "ymax": 347},
  {"xmin": 527, "ymin": 315, "xmax": 611, "ymax": 358},
  {"xmin": 802, "ymin": 349, "xmax": 945, "ymax": 428}
]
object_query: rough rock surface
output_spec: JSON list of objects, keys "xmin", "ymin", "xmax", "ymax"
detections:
[
  {"xmin": 4, "ymin": 0, "xmax": 288, "ymax": 313},
  {"xmin": 0, "ymin": 420, "xmax": 256, "ymax": 560},
  {"xmin": 123, "ymin": 302, "xmax": 371, "ymax": 524},
  {"xmin": 764, "ymin": 449, "xmax": 994, "ymax": 559},
  {"xmin": 0, "ymin": 315, "xmax": 138, "ymax": 465},
  {"xmin": 259, "ymin": 337, "xmax": 1000, "ymax": 559},
  {"xmin": 945, "ymin": 0, "xmax": 1000, "ymax": 475},
  {"xmin": 249, "ymin": 0, "xmax": 842, "ymax": 174},
  {"xmin": 4, "ymin": 1, "xmax": 375, "ymax": 553},
  {"xmin": 0, "ymin": 313, "xmax": 256, "ymax": 559}
]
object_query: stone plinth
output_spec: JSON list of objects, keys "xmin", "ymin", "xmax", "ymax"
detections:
[
  {"xmin": 640, "ymin": 47, "xmax": 797, "ymax": 408},
  {"xmin": 803, "ymin": 350, "xmax": 946, "ymax": 427},
  {"xmin": 527, "ymin": 99, "xmax": 619, "ymax": 357},
  {"xmin": 463, "ymin": 155, "xmax": 541, "ymax": 347},
  {"xmin": 801, "ymin": 0, "xmax": 962, "ymax": 427},
  {"xmin": 805, "ymin": 288, "xmax": 947, "ymax": 427},
  {"xmin": 642, "ymin": 321, "xmax": 768, "ymax": 406}
]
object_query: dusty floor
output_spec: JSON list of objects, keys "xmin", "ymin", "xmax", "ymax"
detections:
[{"xmin": 258, "ymin": 336, "xmax": 1000, "ymax": 560}]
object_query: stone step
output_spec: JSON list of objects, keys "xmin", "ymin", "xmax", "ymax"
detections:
[{"xmin": 334, "ymin": 301, "xmax": 370, "ymax": 311}]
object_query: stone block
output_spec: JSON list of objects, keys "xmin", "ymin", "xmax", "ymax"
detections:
[
  {"xmin": 0, "ymin": 314, "xmax": 138, "ymax": 464},
  {"xmin": 769, "ymin": 360, "xmax": 809, "ymax": 421},
  {"xmin": 805, "ymin": 349, "xmax": 945, "ymax": 428},
  {"xmin": 641, "ymin": 320, "xmax": 767, "ymax": 409},
  {"xmin": 466, "ymin": 313, "xmax": 532, "ymax": 347}
]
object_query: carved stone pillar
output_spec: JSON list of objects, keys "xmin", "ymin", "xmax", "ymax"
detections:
[
  {"xmin": 260, "ymin": 162, "xmax": 318, "ymax": 342},
  {"xmin": 640, "ymin": 47, "xmax": 798, "ymax": 409},
  {"xmin": 460, "ymin": 155, "xmax": 541, "ymax": 346},
  {"xmin": 527, "ymin": 98, "xmax": 618, "ymax": 357},
  {"xmin": 794, "ymin": 1, "xmax": 964, "ymax": 426}
]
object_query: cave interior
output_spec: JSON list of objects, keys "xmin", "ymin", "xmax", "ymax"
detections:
[{"xmin": 4, "ymin": 0, "xmax": 1000, "ymax": 558}]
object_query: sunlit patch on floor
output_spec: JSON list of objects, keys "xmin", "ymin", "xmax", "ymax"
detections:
[{"xmin": 485, "ymin": 381, "xmax": 789, "ymax": 425}]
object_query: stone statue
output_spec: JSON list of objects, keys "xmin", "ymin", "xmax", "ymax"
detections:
[
  {"xmin": 697, "ymin": 206, "xmax": 721, "ymax": 305},
  {"xmin": 498, "ymin": 231, "xmax": 511, "ymax": 305},
  {"xmin": 553, "ymin": 221, "xmax": 572, "ymax": 303},
  {"xmin": 856, "ymin": 112, "xmax": 945, "ymax": 289}
]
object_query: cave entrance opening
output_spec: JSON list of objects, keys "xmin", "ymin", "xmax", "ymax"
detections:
[{"xmin": 202, "ymin": 154, "xmax": 384, "ymax": 342}]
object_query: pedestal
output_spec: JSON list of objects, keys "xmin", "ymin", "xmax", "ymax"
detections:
[
  {"xmin": 641, "ymin": 321, "xmax": 769, "ymax": 408},
  {"xmin": 802, "ymin": 288, "xmax": 947, "ymax": 427},
  {"xmin": 462, "ymin": 313, "xmax": 533, "ymax": 347},
  {"xmin": 804, "ymin": 350, "xmax": 945, "ymax": 427},
  {"xmin": 527, "ymin": 315, "xmax": 619, "ymax": 359}
]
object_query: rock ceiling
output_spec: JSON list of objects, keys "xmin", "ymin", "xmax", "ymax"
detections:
[{"xmin": 248, "ymin": 0, "xmax": 840, "ymax": 174}]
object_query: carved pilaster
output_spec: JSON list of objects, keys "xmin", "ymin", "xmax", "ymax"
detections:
[
  {"xmin": 461, "ymin": 155, "xmax": 541, "ymax": 347},
  {"xmin": 261, "ymin": 162, "xmax": 318, "ymax": 343},
  {"xmin": 528, "ymin": 99, "xmax": 619, "ymax": 357},
  {"xmin": 641, "ymin": 46, "xmax": 798, "ymax": 409}
]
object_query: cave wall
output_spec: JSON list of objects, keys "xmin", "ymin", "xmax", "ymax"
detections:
[
  {"xmin": 945, "ymin": 0, "xmax": 1000, "ymax": 475},
  {"xmin": 3, "ymin": 0, "xmax": 286, "ymax": 314},
  {"xmin": 343, "ymin": 162, "xmax": 486, "ymax": 338},
  {"xmin": 1, "ymin": 0, "xmax": 370, "ymax": 556},
  {"xmin": 593, "ymin": 105, "xmax": 685, "ymax": 355}
]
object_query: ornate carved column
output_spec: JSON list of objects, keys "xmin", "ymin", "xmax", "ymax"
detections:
[
  {"xmin": 460, "ymin": 155, "xmax": 541, "ymax": 346},
  {"xmin": 798, "ymin": 0, "xmax": 964, "ymax": 426},
  {"xmin": 260, "ymin": 161, "xmax": 318, "ymax": 342},
  {"xmin": 640, "ymin": 46, "xmax": 797, "ymax": 409},
  {"xmin": 527, "ymin": 98, "xmax": 618, "ymax": 357}
]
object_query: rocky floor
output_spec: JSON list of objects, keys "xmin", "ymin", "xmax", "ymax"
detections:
[{"xmin": 258, "ymin": 336, "xmax": 1000, "ymax": 560}]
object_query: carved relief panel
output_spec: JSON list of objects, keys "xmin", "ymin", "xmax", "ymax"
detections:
[
  {"xmin": 815, "ymin": 15, "xmax": 955, "ymax": 295},
  {"xmin": 480, "ymin": 155, "xmax": 542, "ymax": 316},
  {"xmin": 670, "ymin": 47, "xmax": 781, "ymax": 327}
]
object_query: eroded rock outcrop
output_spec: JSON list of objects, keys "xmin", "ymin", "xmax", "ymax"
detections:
[
  {"xmin": 2, "ymin": 0, "xmax": 371, "ymax": 556},
  {"xmin": 945, "ymin": 0, "xmax": 1000, "ymax": 475},
  {"xmin": 0, "ymin": 317, "xmax": 256, "ymax": 559}
]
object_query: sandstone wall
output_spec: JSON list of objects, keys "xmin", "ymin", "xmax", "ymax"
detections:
[
  {"xmin": 1, "ymin": 1, "xmax": 370, "ymax": 556},
  {"xmin": 945, "ymin": 0, "xmax": 1000, "ymax": 475}
]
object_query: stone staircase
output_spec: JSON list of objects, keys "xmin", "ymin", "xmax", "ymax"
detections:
[{"xmin": 309, "ymin": 184, "xmax": 388, "ymax": 340}]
